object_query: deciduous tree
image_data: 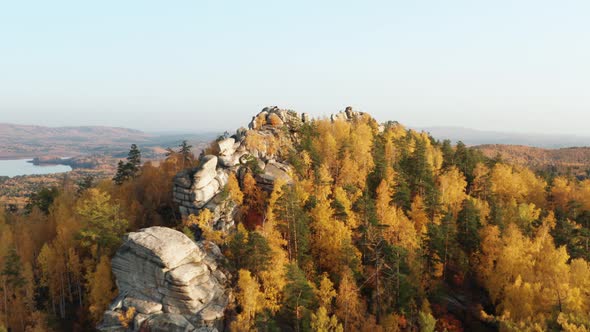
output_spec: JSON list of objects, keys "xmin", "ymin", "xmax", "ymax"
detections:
[{"xmin": 86, "ymin": 256, "xmax": 117, "ymax": 322}]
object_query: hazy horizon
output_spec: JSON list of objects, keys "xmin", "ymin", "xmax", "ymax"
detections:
[{"xmin": 2, "ymin": 1, "xmax": 590, "ymax": 135}]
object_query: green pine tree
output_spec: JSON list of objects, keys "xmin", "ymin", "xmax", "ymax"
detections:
[
  {"xmin": 283, "ymin": 263, "xmax": 314, "ymax": 332},
  {"xmin": 113, "ymin": 144, "xmax": 142, "ymax": 185},
  {"xmin": 457, "ymin": 199, "xmax": 482, "ymax": 254},
  {"xmin": 1, "ymin": 248, "xmax": 26, "ymax": 328},
  {"xmin": 126, "ymin": 144, "xmax": 141, "ymax": 176}
]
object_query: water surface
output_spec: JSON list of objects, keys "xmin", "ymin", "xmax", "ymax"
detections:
[{"xmin": 0, "ymin": 159, "xmax": 72, "ymax": 177}]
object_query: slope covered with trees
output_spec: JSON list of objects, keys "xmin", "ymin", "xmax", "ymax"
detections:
[
  {"xmin": 0, "ymin": 109, "xmax": 589, "ymax": 332},
  {"xmin": 475, "ymin": 144, "xmax": 590, "ymax": 180}
]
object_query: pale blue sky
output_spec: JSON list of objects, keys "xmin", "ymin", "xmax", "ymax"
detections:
[{"xmin": 1, "ymin": 1, "xmax": 589, "ymax": 135}]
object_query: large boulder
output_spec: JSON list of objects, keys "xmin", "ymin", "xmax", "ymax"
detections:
[
  {"xmin": 98, "ymin": 227, "xmax": 228, "ymax": 332},
  {"xmin": 193, "ymin": 156, "xmax": 218, "ymax": 189},
  {"xmin": 256, "ymin": 160, "xmax": 293, "ymax": 191},
  {"xmin": 216, "ymin": 138, "xmax": 236, "ymax": 157}
]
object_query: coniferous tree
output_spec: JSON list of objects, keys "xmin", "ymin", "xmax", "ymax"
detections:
[
  {"xmin": 113, "ymin": 144, "xmax": 142, "ymax": 184},
  {"xmin": 1, "ymin": 248, "xmax": 26, "ymax": 330},
  {"xmin": 441, "ymin": 139, "xmax": 455, "ymax": 168},
  {"xmin": 426, "ymin": 212, "xmax": 457, "ymax": 280},
  {"xmin": 274, "ymin": 185, "xmax": 311, "ymax": 265},
  {"xmin": 453, "ymin": 141, "xmax": 485, "ymax": 186},
  {"xmin": 402, "ymin": 138, "xmax": 438, "ymax": 214},
  {"xmin": 178, "ymin": 140, "xmax": 193, "ymax": 168},
  {"xmin": 123, "ymin": 143, "xmax": 142, "ymax": 180},
  {"xmin": 456, "ymin": 199, "xmax": 482, "ymax": 255},
  {"xmin": 2, "ymin": 249, "xmax": 26, "ymax": 289},
  {"xmin": 25, "ymin": 187, "xmax": 59, "ymax": 214},
  {"xmin": 77, "ymin": 175, "xmax": 95, "ymax": 194},
  {"xmin": 283, "ymin": 264, "xmax": 314, "ymax": 332},
  {"xmin": 113, "ymin": 160, "xmax": 127, "ymax": 185},
  {"xmin": 126, "ymin": 144, "xmax": 141, "ymax": 173}
]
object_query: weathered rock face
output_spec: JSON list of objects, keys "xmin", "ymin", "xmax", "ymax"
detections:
[
  {"xmin": 173, "ymin": 156, "xmax": 230, "ymax": 217},
  {"xmin": 98, "ymin": 227, "xmax": 228, "ymax": 332},
  {"xmin": 256, "ymin": 160, "xmax": 293, "ymax": 192}
]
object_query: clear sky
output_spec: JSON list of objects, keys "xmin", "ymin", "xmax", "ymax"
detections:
[{"xmin": 1, "ymin": 1, "xmax": 589, "ymax": 135}]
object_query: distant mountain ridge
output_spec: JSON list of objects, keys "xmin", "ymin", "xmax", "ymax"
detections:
[
  {"xmin": 420, "ymin": 126, "xmax": 590, "ymax": 148},
  {"xmin": 0, "ymin": 122, "xmax": 219, "ymax": 160},
  {"xmin": 0, "ymin": 123, "xmax": 153, "ymax": 159},
  {"xmin": 0, "ymin": 123, "xmax": 149, "ymax": 140}
]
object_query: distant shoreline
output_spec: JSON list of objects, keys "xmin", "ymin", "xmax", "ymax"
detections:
[{"xmin": 0, "ymin": 155, "xmax": 36, "ymax": 161}]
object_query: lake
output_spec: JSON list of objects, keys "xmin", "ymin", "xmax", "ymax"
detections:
[{"xmin": 0, "ymin": 159, "xmax": 72, "ymax": 177}]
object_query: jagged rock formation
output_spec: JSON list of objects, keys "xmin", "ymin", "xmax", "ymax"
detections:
[
  {"xmin": 100, "ymin": 106, "xmax": 370, "ymax": 331},
  {"xmin": 174, "ymin": 155, "xmax": 230, "ymax": 217},
  {"xmin": 173, "ymin": 106, "xmax": 365, "ymax": 224},
  {"xmin": 98, "ymin": 227, "xmax": 229, "ymax": 332}
]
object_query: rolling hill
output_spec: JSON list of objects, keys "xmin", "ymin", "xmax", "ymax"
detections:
[
  {"xmin": 421, "ymin": 126, "xmax": 590, "ymax": 148},
  {"xmin": 0, "ymin": 123, "xmax": 153, "ymax": 159},
  {"xmin": 0, "ymin": 123, "xmax": 217, "ymax": 159},
  {"xmin": 474, "ymin": 144, "xmax": 590, "ymax": 178}
]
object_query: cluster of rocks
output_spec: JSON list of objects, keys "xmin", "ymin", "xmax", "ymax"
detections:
[
  {"xmin": 248, "ymin": 106, "xmax": 310, "ymax": 131},
  {"xmin": 331, "ymin": 106, "xmax": 367, "ymax": 122},
  {"xmin": 173, "ymin": 107, "xmax": 304, "ymax": 224},
  {"xmin": 172, "ymin": 106, "xmax": 369, "ymax": 227},
  {"xmin": 98, "ymin": 227, "xmax": 229, "ymax": 332}
]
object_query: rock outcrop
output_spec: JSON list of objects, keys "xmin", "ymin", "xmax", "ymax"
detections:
[
  {"xmin": 256, "ymin": 160, "xmax": 293, "ymax": 191},
  {"xmin": 173, "ymin": 156, "xmax": 230, "ymax": 218},
  {"xmin": 331, "ymin": 106, "xmax": 367, "ymax": 122},
  {"xmin": 173, "ymin": 106, "xmax": 307, "ymax": 221},
  {"xmin": 98, "ymin": 227, "xmax": 229, "ymax": 332},
  {"xmin": 173, "ymin": 106, "xmax": 365, "ymax": 223},
  {"xmin": 100, "ymin": 106, "xmax": 374, "ymax": 331}
]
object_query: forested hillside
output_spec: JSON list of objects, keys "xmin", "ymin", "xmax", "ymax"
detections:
[
  {"xmin": 475, "ymin": 144, "xmax": 590, "ymax": 180},
  {"xmin": 0, "ymin": 109, "xmax": 589, "ymax": 332}
]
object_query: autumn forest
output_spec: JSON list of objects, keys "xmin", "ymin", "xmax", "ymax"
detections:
[{"xmin": 0, "ymin": 112, "xmax": 589, "ymax": 332}]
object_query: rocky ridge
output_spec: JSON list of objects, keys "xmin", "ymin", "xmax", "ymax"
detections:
[
  {"xmin": 172, "ymin": 106, "xmax": 367, "ymax": 227},
  {"xmin": 101, "ymin": 106, "xmax": 367, "ymax": 331}
]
